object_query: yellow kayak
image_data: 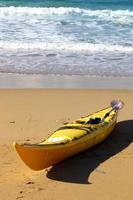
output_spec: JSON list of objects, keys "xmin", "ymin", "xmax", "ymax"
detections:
[{"xmin": 14, "ymin": 100, "xmax": 123, "ymax": 171}]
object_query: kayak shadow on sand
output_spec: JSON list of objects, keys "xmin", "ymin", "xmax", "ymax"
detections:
[{"xmin": 46, "ymin": 120, "xmax": 133, "ymax": 184}]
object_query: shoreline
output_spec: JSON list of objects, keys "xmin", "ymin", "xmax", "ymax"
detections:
[{"xmin": 0, "ymin": 72, "xmax": 133, "ymax": 89}]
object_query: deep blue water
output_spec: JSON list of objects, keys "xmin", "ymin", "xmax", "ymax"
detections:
[{"xmin": 0, "ymin": 0, "xmax": 133, "ymax": 77}]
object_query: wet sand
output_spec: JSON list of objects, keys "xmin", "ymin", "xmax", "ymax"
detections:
[
  {"xmin": 1, "ymin": 73, "xmax": 133, "ymax": 89},
  {"xmin": 0, "ymin": 89, "xmax": 133, "ymax": 200}
]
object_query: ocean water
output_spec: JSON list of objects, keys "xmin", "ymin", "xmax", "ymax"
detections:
[{"xmin": 0, "ymin": 0, "xmax": 133, "ymax": 77}]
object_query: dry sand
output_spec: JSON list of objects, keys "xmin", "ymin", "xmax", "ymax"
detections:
[{"xmin": 0, "ymin": 89, "xmax": 133, "ymax": 200}]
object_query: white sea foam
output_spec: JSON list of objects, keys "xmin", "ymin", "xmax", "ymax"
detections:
[
  {"xmin": 0, "ymin": 41, "xmax": 133, "ymax": 53},
  {"xmin": 0, "ymin": 6, "xmax": 133, "ymax": 77},
  {"xmin": 0, "ymin": 6, "xmax": 133, "ymax": 24},
  {"xmin": 0, "ymin": 6, "xmax": 133, "ymax": 48},
  {"xmin": 0, "ymin": 43, "xmax": 133, "ymax": 77}
]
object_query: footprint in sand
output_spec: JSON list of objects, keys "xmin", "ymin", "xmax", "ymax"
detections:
[
  {"xmin": 26, "ymin": 181, "xmax": 35, "ymax": 185},
  {"xmin": 16, "ymin": 195, "xmax": 24, "ymax": 199}
]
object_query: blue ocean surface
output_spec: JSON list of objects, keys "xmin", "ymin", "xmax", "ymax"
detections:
[
  {"xmin": 0, "ymin": 0, "xmax": 133, "ymax": 9},
  {"xmin": 0, "ymin": 0, "xmax": 133, "ymax": 77}
]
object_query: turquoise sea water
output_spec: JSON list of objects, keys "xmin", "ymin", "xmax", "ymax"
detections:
[
  {"xmin": 0, "ymin": 0, "xmax": 133, "ymax": 76},
  {"xmin": 0, "ymin": 0, "xmax": 133, "ymax": 9}
]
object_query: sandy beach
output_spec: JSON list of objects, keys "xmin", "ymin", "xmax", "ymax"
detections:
[{"xmin": 0, "ymin": 88, "xmax": 133, "ymax": 200}]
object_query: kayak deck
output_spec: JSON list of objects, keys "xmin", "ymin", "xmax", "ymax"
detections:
[{"xmin": 41, "ymin": 107, "xmax": 115, "ymax": 145}]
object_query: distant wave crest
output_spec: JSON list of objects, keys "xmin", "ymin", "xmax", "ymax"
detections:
[{"xmin": 0, "ymin": 6, "xmax": 133, "ymax": 24}]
